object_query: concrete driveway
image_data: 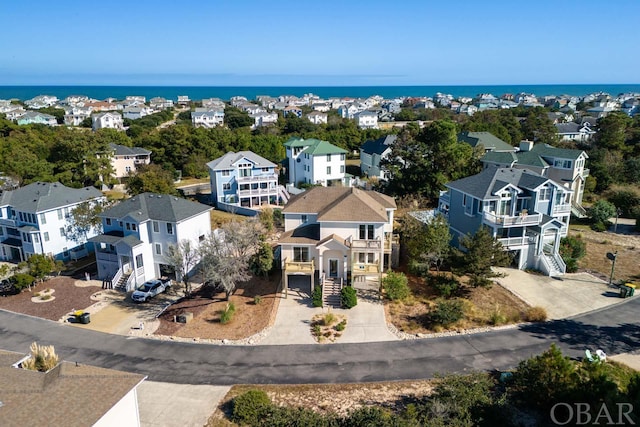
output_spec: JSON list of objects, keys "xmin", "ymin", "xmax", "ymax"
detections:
[
  {"xmin": 260, "ymin": 278, "xmax": 397, "ymax": 345},
  {"xmin": 494, "ymin": 267, "xmax": 631, "ymax": 319}
]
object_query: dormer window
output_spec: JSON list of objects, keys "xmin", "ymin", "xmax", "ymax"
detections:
[
  {"xmin": 553, "ymin": 159, "xmax": 572, "ymax": 169},
  {"xmin": 539, "ymin": 187, "xmax": 552, "ymax": 201}
]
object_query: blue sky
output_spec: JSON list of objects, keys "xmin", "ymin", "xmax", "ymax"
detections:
[{"xmin": 1, "ymin": 0, "xmax": 637, "ymax": 86}]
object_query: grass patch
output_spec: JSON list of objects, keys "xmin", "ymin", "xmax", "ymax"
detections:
[{"xmin": 210, "ymin": 210, "xmax": 247, "ymax": 229}]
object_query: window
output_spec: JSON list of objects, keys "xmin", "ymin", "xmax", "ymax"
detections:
[
  {"xmin": 301, "ymin": 215, "xmax": 307, "ymax": 223},
  {"xmin": 327, "ymin": 154, "xmax": 332, "ymax": 161},
  {"xmin": 293, "ymin": 247, "xmax": 309, "ymax": 262},
  {"xmin": 239, "ymin": 167, "xmax": 251, "ymax": 177},
  {"xmin": 0, "ymin": 227, "xmax": 3, "ymax": 235},
  {"xmin": 359, "ymin": 224, "xmax": 374, "ymax": 240},
  {"xmin": 125, "ymin": 166, "xmax": 131, "ymax": 172},
  {"xmin": 223, "ymin": 183, "xmax": 231, "ymax": 190},
  {"xmin": 199, "ymin": 234, "xmax": 205, "ymax": 242},
  {"xmin": 340, "ymin": 165, "xmax": 345, "ymax": 173},
  {"xmin": 222, "ymin": 170, "xmax": 230, "ymax": 176},
  {"xmin": 44, "ymin": 232, "xmax": 49, "ymax": 242},
  {"xmin": 554, "ymin": 159, "xmax": 572, "ymax": 169},
  {"xmin": 135, "ymin": 254, "xmax": 143, "ymax": 268},
  {"xmin": 132, "ymin": 223, "xmax": 137, "ymax": 231},
  {"xmin": 155, "ymin": 243, "xmax": 162, "ymax": 255},
  {"xmin": 262, "ymin": 167, "xmax": 270, "ymax": 172},
  {"xmin": 59, "ymin": 227, "xmax": 65, "ymax": 237},
  {"xmin": 57, "ymin": 209, "xmax": 63, "ymax": 220},
  {"xmin": 126, "ymin": 223, "xmax": 131, "ymax": 230},
  {"xmin": 39, "ymin": 213, "xmax": 46, "ymax": 225},
  {"xmin": 327, "ymin": 166, "xmax": 331, "ymax": 175},
  {"xmin": 539, "ymin": 187, "xmax": 551, "ymax": 201},
  {"xmin": 33, "ymin": 234, "xmax": 39, "ymax": 243},
  {"xmin": 106, "ymin": 218, "xmax": 112, "ymax": 226},
  {"xmin": 153, "ymin": 221, "xmax": 159, "ymax": 233},
  {"xmin": 167, "ymin": 223, "xmax": 174, "ymax": 235},
  {"xmin": 340, "ymin": 154, "xmax": 345, "ymax": 161},
  {"xmin": 358, "ymin": 253, "xmax": 375, "ymax": 263},
  {"xmin": 464, "ymin": 194, "xmax": 473, "ymax": 216}
]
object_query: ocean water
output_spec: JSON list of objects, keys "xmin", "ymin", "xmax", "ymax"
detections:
[{"xmin": 0, "ymin": 84, "xmax": 639, "ymax": 102}]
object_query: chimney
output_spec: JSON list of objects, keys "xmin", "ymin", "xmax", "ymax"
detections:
[{"xmin": 519, "ymin": 140, "xmax": 533, "ymax": 152}]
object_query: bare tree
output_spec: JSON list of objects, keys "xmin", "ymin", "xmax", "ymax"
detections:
[
  {"xmin": 164, "ymin": 239, "xmax": 200, "ymax": 297},
  {"xmin": 199, "ymin": 219, "xmax": 265, "ymax": 300}
]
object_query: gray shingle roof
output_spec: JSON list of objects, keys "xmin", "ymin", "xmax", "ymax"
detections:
[
  {"xmin": 0, "ymin": 182, "xmax": 103, "ymax": 212},
  {"xmin": 481, "ymin": 151, "xmax": 518, "ymax": 165},
  {"xmin": 515, "ymin": 151, "xmax": 550, "ymax": 168},
  {"xmin": 361, "ymin": 135, "xmax": 397, "ymax": 155},
  {"xmin": 206, "ymin": 151, "xmax": 276, "ymax": 171},
  {"xmin": 446, "ymin": 167, "xmax": 556, "ymax": 200},
  {"xmin": 99, "ymin": 193, "xmax": 211, "ymax": 223},
  {"xmin": 109, "ymin": 143, "xmax": 151, "ymax": 156},
  {"xmin": 458, "ymin": 131, "xmax": 514, "ymax": 152},
  {"xmin": 530, "ymin": 143, "xmax": 587, "ymax": 161},
  {"xmin": 555, "ymin": 122, "xmax": 580, "ymax": 133}
]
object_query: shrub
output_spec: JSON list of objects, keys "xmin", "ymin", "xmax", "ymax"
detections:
[
  {"xmin": 341, "ymin": 286, "xmax": 358, "ymax": 308},
  {"xmin": 231, "ymin": 389, "xmax": 272, "ymax": 425},
  {"xmin": 11, "ymin": 273, "xmax": 35, "ymax": 292},
  {"xmin": 219, "ymin": 302, "xmax": 236, "ymax": 324},
  {"xmin": 430, "ymin": 299, "xmax": 464, "ymax": 326},
  {"xmin": 489, "ymin": 306, "xmax": 507, "ymax": 326},
  {"xmin": 322, "ymin": 312, "xmax": 337, "ymax": 326},
  {"xmin": 40, "ymin": 294, "xmax": 52, "ymax": 301},
  {"xmin": 253, "ymin": 295, "xmax": 262, "ymax": 305},
  {"xmin": 559, "ymin": 235, "xmax": 587, "ymax": 273},
  {"xmin": 311, "ymin": 284, "xmax": 323, "ymax": 307},
  {"xmin": 335, "ymin": 320, "xmax": 346, "ymax": 331},
  {"xmin": 21, "ymin": 342, "xmax": 59, "ymax": 372},
  {"xmin": 591, "ymin": 221, "xmax": 607, "ymax": 232},
  {"xmin": 525, "ymin": 306, "xmax": 548, "ymax": 322},
  {"xmin": 588, "ymin": 200, "xmax": 616, "ymax": 225},
  {"xmin": 429, "ymin": 274, "xmax": 460, "ymax": 298},
  {"xmin": 382, "ymin": 271, "xmax": 410, "ymax": 301}
]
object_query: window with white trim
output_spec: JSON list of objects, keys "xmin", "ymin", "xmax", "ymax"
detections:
[
  {"xmin": 223, "ymin": 183, "xmax": 231, "ymax": 190},
  {"xmin": 166, "ymin": 223, "xmax": 174, "ymax": 235},
  {"xmin": 155, "ymin": 243, "xmax": 162, "ymax": 255},
  {"xmin": 153, "ymin": 221, "xmax": 159, "ymax": 233},
  {"xmin": 293, "ymin": 246, "xmax": 309, "ymax": 262},
  {"xmin": 359, "ymin": 224, "xmax": 374, "ymax": 240}
]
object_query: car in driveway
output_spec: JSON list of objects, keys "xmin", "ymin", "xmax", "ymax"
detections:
[{"xmin": 131, "ymin": 278, "xmax": 172, "ymax": 303}]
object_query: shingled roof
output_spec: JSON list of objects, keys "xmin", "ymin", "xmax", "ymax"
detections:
[
  {"xmin": 458, "ymin": 131, "xmax": 514, "ymax": 152},
  {"xmin": 283, "ymin": 137, "xmax": 347, "ymax": 155},
  {"xmin": 0, "ymin": 182, "xmax": 103, "ymax": 212},
  {"xmin": 0, "ymin": 350, "xmax": 145, "ymax": 427},
  {"xmin": 99, "ymin": 193, "xmax": 211, "ymax": 223},
  {"xmin": 109, "ymin": 143, "xmax": 151, "ymax": 157},
  {"xmin": 284, "ymin": 187, "xmax": 396, "ymax": 223},
  {"xmin": 206, "ymin": 151, "xmax": 276, "ymax": 170},
  {"xmin": 446, "ymin": 167, "xmax": 558, "ymax": 200},
  {"xmin": 361, "ymin": 135, "xmax": 397, "ymax": 155}
]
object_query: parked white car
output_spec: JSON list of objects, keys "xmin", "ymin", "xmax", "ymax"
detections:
[{"xmin": 131, "ymin": 278, "xmax": 172, "ymax": 302}]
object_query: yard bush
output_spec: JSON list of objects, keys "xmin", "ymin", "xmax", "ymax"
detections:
[
  {"xmin": 219, "ymin": 302, "xmax": 236, "ymax": 324},
  {"xmin": 559, "ymin": 235, "xmax": 587, "ymax": 273},
  {"xmin": 11, "ymin": 273, "xmax": 35, "ymax": 292},
  {"xmin": 430, "ymin": 298, "xmax": 464, "ymax": 327},
  {"xmin": 525, "ymin": 306, "xmax": 548, "ymax": 322},
  {"xmin": 341, "ymin": 286, "xmax": 358, "ymax": 308},
  {"xmin": 382, "ymin": 271, "xmax": 410, "ymax": 301},
  {"xmin": 231, "ymin": 389, "xmax": 273, "ymax": 425},
  {"xmin": 312, "ymin": 284, "xmax": 323, "ymax": 307},
  {"xmin": 335, "ymin": 319, "xmax": 346, "ymax": 331},
  {"xmin": 429, "ymin": 274, "xmax": 460, "ymax": 298}
]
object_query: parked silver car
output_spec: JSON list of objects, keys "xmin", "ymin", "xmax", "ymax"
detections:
[{"xmin": 131, "ymin": 278, "xmax": 171, "ymax": 302}]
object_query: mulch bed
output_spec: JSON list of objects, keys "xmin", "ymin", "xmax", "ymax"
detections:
[
  {"xmin": 0, "ymin": 276, "xmax": 99, "ymax": 321},
  {"xmin": 154, "ymin": 274, "xmax": 280, "ymax": 340}
]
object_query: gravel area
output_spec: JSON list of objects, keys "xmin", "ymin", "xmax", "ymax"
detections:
[{"xmin": 0, "ymin": 276, "xmax": 102, "ymax": 321}]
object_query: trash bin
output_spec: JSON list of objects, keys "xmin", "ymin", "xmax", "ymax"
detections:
[
  {"xmin": 629, "ymin": 287, "xmax": 636, "ymax": 297},
  {"xmin": 78, "ymin": 312, "xmax": 90, "ymax": 324},
  {"xmin": 620, "ymin": 286, "xmax": 630, "ymax": 298}
]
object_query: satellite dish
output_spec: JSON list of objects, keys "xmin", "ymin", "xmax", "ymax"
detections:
[{"xmin": 606, "ymin": 252, "xmax": 617, "ymax": 261}]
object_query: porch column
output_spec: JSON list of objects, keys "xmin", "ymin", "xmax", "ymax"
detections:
[
  {"xmin": 343, "ymin": 254, "xmax": 348, "ymax": 283},
  {"xmin": 554, "ymin": 230, "xmax": 562, "ymax": 253},
  {"xmin": 284, "ymin": 272, "xmax": 288, "ymax": 299},
  {"xmin": 318, "ymin": 253, "xmax": 324, "ymax": 279}
]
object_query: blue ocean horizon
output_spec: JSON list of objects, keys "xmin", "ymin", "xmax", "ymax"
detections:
[{"xmin": 1, "ymin": 84, "xmax": 639, "ymax": 102}]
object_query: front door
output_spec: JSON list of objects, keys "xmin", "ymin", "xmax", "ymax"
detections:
[{"xmin": 329, "ymin": 259, "xmax": 339, "ymax": 278}]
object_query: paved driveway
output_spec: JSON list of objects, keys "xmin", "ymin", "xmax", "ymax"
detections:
[{"xmin": 495, "ymin": 267, "xmax": 631, "ymax": 319}]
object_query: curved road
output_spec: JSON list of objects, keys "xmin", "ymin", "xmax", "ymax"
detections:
[{"xmin": 1, "ymin": 298, "xmax": 639, "ymax": 385}]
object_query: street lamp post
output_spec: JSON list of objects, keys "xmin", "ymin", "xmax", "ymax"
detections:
[
  {"xmin": 606, "ymin": 251, "xmax": 618, "ymax": 286},
  {"xmin": 614, "ymin": 208, "xmax": 622, "ymax": 233}
]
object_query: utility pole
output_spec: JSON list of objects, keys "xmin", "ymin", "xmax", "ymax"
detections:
[
  {"xmin": 614, "ymin": 207, "xmax": 622, "ymax": 233},
  {"xmin": 607, "ymin": 251, "xmax": 618, "ymax": 286}
]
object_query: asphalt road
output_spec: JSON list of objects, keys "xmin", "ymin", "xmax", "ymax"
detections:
[{"xmin": 1, "ymin": 297, "xmax": 639, "ymax": 385}]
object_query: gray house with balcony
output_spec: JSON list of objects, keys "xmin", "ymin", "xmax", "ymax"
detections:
[
  {"xmin": 207, "ymin": 151, "xmax": 289, "ymax": 214},
  {"xmin": 438, "ymin": 166, "xmax": 572, "ymax": 276}
]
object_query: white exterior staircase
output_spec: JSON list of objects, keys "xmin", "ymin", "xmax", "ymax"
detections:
[{"xmin": 322, "ymin": 278, "xmax": 342, "ymax": 308}]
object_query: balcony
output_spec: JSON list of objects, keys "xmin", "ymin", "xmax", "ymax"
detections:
[
  {"xmin": 96, "ymin": 252, "xmax": 118, "ymax": 263},
  {"xmin": 438, "ymin": 190, "xmax": 450, "ymax": 205},
  {"xmin": 0, "ymin": 218, "xmax": 17, "ymax": 227},
  {"xmin": 552, "ymin": 204, "xmax": 572, "ymax": 214},
  {"xmin": 237, "ymin": 173, "xmax": 278, "ymax": 183},
  {"xmin": 238, "ymin": 187, "xmax": 278, "ymax": 197},
  {"xmin": 497, "ymin": 235, "xmax": 535, "ymax": 247},
  {"xmin": 352, "ymin": 263, "xmax": 380, "ymax": 273},
  {"xmin": 482, "ymin": 211, "xmax": 542, "ymax": 227},
  {"xmin": 581, "ymin": 168, "xmax": 590, "ymax": 178},
  {"xmin": 284, "ymin": 257, "xmax": 314, "ymax": 274},
  {"xmin": 351, "ymin": 239, "xmax": 382, "ymax": 250}
]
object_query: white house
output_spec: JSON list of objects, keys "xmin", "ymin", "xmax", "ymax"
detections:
[
  {"xmin": 64, "ymin": 106, "xmax": 93, "ymax": 126},
  {"xmin": 89, "ymin": 193, "xmax": 212, "ymax": 290},
  {"xmin": 92, "ymin": 112, "xmax": 124, "ymax": 131},
  {"xmin": 307, "ymin": 111, "xmax": 328, "ymax": 125},
  {"xmin": 354, "ymin": 110, "xmax": 378, "ymax": 129},
  {"xmin": 279, "ymin": 186, "xmax": 397, "ymax": 299},
  {"xmin": 0, "ymin": 349, "xmax": 146, "ymax": 427},
  {"xmin": 555, "ymin": 122, "xmax": 596, "ymax": 142},
  {"xmin": 149, "ymin": 97, "xmax": 174, "ymax": 110},
  {"xmin": 0, "ymin": 182, "xmax": 105, "ymax": 262},
  {"xmin": 250, "ymin": 111, "xmax": 278, "ymax": 129},
  {"xmin": 191, "ymin": 110, "xmax": 224, "ymax": 128},
  {"xmin": 107, "ymin": 143, "xmax": 152, "ymax": 180},
  {"xmin": 283, "ymin": 137, "xmax": 349, "ymax": 187},
  {"xmin": 123, "ymin": 106, "xmax": 153, "ymax": 120}
]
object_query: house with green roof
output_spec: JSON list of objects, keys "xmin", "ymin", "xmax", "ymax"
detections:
[
  {"xmin": 283, "ymin": 137, "xmax": 351, "ymax": 187},
  {"xmin": 480, "ymin": 140, "xmax": 589, "ymax": 211},
  {"xmin": 458, "ymin": 131, "xmax": 516, "ymax": 152}
]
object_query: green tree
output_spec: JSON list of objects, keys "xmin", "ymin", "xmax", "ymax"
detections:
[
  {"xmin": 224, "ymin": 106, "xmax": 254, "ymax": 129},
  {"xmin": 37, "ymin": 107, "xmax": 66, "ymax": 124},
  {"xmin": 64, "ymin": 201, "xmax": 105, "ymax": 244},
  {"xmin": 559, "ymin": 235, "xmax": 587, "ymax": 273},
  {"xmin": 125, "ymin": 164, "xmax": 178, "ymax": 196},
  {"xmin": 164, "ymin": 239, "xmax": 200, "ymax": 297},
  {"xmin": 21, "ymin": 254, "xmax": 63, "ymax": 280},
  {"xmin": 520, "ymin": 107, "xmax": 558, "ymax": 144},
  {"xmin": 382, "ymin": 271, "xmax": 410, "ymax": 301},
  {"xmin": 249, "ymin": 239, "xmax": 274, "ymax": 279},
  {"xmin": 596, "ymin": 111, "xmax": 632, "ymax": 152},
  {"xmin": 588, "ymin": 199, "xmax": 616, "ymax": 228},
  {"xmin": 403, "ymin": 214, "xmax": 451, "ymax": 273},
  {"xmin": 455, "ymin": 226, "xmax": 511, "ymax": 287}
]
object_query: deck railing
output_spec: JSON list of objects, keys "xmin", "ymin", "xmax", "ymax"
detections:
[{"xmin": 284, "ymin": 257, "xmax": 315, "ymax": 273}]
